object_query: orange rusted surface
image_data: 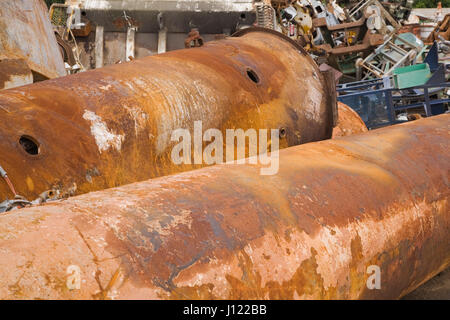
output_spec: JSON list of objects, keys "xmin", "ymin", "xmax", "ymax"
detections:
[
  {"xmin": 0, "ymin": 59, "xmax": 33, "ymax": 90},
  {"xmin": 0, "ymin": 114, "xmax": 448, "ymax": 300},
  {"xmin": 425, "ymin": 14, "xmax": 450, "ymax": 43},
  {"xmin": 0, "ymin": 29, "xmax": 334, "ymax": 200},
  {"xmin": 0, "ymin": 0, "xmax": 66, "ymax": 84},
  {"xmin": 332, "ymin": 102, "xmax": 368, "ymax": 138}
]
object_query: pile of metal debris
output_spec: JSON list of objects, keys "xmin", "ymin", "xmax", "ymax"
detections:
[
  {"xmin": 255, "ymin": 0, "xmax": 448, "ymax": 80},
  {"xmin": 3, "ymin": 1, "xmax": 448, "ymax": 83},
  {"xmin": 337, "ymin": 41, "xmax": 449, "ymax": 128},
  {"xmin": 252, "ymin": 0, "xmax": 450, "ymax": 129}
]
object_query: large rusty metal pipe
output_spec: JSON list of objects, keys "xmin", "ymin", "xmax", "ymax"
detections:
[
  {"xmin": 332, "ymin": 102, "xmax": 368, "ymax": 138},
  {"xmin": 0, "ymin": 115, "xmax": 448, "ymax": 299},
  {"xmin": 0, "ymin": 29, "xmax": 335, "ymax": 200}
]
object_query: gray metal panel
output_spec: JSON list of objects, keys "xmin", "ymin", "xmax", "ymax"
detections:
[{"xmin": 67, "ymin": 0, "xmax": 255, "ymax": 33}]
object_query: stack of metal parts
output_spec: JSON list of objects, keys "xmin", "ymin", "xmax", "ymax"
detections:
[
  {"xmin": 357, "ymin": 32, "xmax": 426, "ymax": 79},
  {"xmin": 338, "ymin": 42, "xmax": 449, "ymax": 129},
  {"xmin": 44, "ymin": 0, "xmax": 448, "ymax": 83},
  {"xmin": 246, "ymin": 1, "xmax": 450, "ymax": 129},
  {"xmin": 256, "ymin": 0, "xmax": 449, "ymax": 83}
]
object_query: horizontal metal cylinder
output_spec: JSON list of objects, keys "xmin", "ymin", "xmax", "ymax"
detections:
[
  {"xmin": 332, "ymin": 102, "xmax": 368, "ymax": 138},
  {"xmin": 0, "ymin": 29, "xmax": 334, "ymax": 200},
  {"xmin": 0, "ymin": 115, "xmax": 448, "ymax": 299}
]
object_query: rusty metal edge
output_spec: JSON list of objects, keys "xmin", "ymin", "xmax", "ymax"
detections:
[{"xmin": 231, "ymin": 26, "xmax": 309, "ymax": 56}]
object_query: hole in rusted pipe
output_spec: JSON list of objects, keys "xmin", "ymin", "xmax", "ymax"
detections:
[
  {"xmin": 19, "ymin": 135, "xmax": 40, "ymax": 155},
  {"xmin": 246, "ymin": 68, "xmax": 260, "ymax": 84}
]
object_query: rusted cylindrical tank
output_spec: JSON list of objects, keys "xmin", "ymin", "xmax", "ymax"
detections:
[
  {"xmin": 0, "ymin": 115, "xmax": 448, "ymax": 300},
  {"xmin": 0, "ymin": 29, "xmax": 335, "ymax": 200},
  {"xmin": 332, "ymin": 102, "xmax": 368, "ymax": 138}
]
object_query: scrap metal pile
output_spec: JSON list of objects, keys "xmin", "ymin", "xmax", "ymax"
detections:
[
  {"xmin": 0, "ymin": 0, "xmax": 448, "ymax": 300},
  {"xmin": 252, "ymin": 0, "xmax": 449, "ymax": 129},
  {"xmin": 255, "ymin": 0, "xmax": 448, "ymax": 80}
]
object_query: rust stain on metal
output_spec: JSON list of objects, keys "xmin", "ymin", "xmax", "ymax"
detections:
[
  {"xmin": 426, "ymin": 13, "xmax": 450, "ymax": 43},
  {"xmin": 0, "ymin": 29, "xmax": 335, "ymax": 200},
  {"xmin": 0, "ymin": 59, "xmax": 33, "ymax": 90},
  {"xmin": 185, "ymin": 29, "xmax": 204, "ymax": 48},
  {"xmin": 112, "ymin": 16, "xmax": 140, "ymax": 30},
  {"xmin": 332, "ymin": 102, "xmax": 368, "ymax": 138},
  {"xmin": 0, "ymin": 115, "xmax": 448, "ymax": 299}
]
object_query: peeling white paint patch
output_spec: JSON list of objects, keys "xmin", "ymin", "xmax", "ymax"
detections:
[
  {"xmin": 82, "ymin": 110, "xmax": 124, "ymax": 153},
  {"xmin": 3, "ymin": 74, "xmax": 33, "ymax": 90},
  {"xmin": 99, "ymin": 84, "xmax": 112, "ymax": 91}
]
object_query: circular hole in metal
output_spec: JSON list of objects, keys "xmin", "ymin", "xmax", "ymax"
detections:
[
  {"xmin": 81, "ymin": 11, "xmax": 87, "ymax": 16},
  {"xmin": 279, "ymin": 127, "xmax": 287, "ymax": 138},
  {"xmin": 19, "ymin": 135, "xmax": 40, "ymax": 155},
  {"xmin": 240, "ymin": 13, "xmax": 246, "ymax": 19},
  {"xmin": 246, "ymin": 68, "xmax": 260, "ymax": 84}
]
